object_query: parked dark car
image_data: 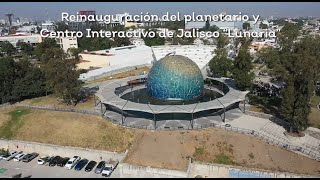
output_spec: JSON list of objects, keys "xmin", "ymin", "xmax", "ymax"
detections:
[
  {"xmin": 22, "ymin": 153, "xmax": 39, "ymax": 162},
  {"xmin": 49, "ymin": 156, "xmax": 61, "ymax": 166},
  {"xmin": 85, "ymin": 160, "xmax": 97, "ymax": 172},
  {"xmin": 94, "ymin": 161, "xmax": 106, "ymax": 174},
  {"xmin": 74, "ymin": 159, "xmax": 89, "ymax": 171},
  {"xmin": 58, "ymin": 157, "xmax": 70, "ymax": 167}
]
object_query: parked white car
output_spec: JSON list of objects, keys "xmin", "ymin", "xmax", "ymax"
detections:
[
  {"xmin": 102, "ymin": 159, "xmax": 119, "ymax": 177},
  {"xmin": 1, "ymin": 154, "xmax": 12, "ymax": 161},
  {"xmin": 37, "ymin": 156, "xmax": 50, "ymax": 165},
  {"xmin": 3, "ymin": 151, "xmax": 22, "ymax": 161},
  {"xmin": 14, "ymin": 154, "xmax": 25, "ymax": 162},
  {"xmin": 65, "ymin": 156, "xmax": 81, "ymax": 169}
]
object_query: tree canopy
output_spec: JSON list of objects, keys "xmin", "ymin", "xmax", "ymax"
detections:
[
  {"xmin": 242, "ymin": 22, "xmax": 251, "ymax": 30},
  {"xmin": 143, "ymin": 29, "xmax": 165, "ymax": 46},
  {"xmin": 55, "ymin": 21, "xmax": 69, "ymax": 31},
  {"xmin": 258, "ymin": 22, "xmax": 320, "ymax": 132},
  {"xmin": 0, "ymin": 41, "xmax": 16, "ymax": 56},
  {"xmin": 259, "ymin": 23, "xmax": 268, "ymax": 29},
  {"xmin": 232, "ymin": 40, "xmax": 254, "ymax": 90},
  {"xmin": 209, "ymin": 34, "xmax": 232, "ymax": 78},
  {"xmin": 78, "ymin": 37, "xmax": 114, "ymax": 51},
  {"xmin": 0, "ymin": 57, "xmax": 47, "ymax": 103},
  {"xmin": 16, "ymin": 41, "xmax": 34, "ymax": 56}
]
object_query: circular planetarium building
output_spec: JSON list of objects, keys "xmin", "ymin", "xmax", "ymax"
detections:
[
  {"xmin": 95, "ymin": 54, "xmax": 249, "ymax": 130},
  {"xmin": 147, "ymin": 55, "xmax": 204, "ymax": 100}
]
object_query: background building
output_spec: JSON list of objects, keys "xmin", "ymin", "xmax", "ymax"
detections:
[
  {"xmin": 41, "ymin": 21, "xmax": 55, "ymax": 32},
  {"xmin": 0, "ymin": 34, "xmax": 42, "ymax": 47},
  {"xmin": 68, "ymin": 10, "xmax": 96, "ymax": 36},
  {"xmin": 55, "ymin": 37, "xmax": 78, "ymax": 53}
]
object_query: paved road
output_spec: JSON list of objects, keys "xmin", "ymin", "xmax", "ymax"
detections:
[{"xmin": 0, "ymin": 158, "xmax": 120, "ymax": 178}]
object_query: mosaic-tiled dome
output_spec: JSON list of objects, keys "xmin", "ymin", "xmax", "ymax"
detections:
[{"xmin": 147, "ymin": 55, "xmax": 204, "ymax": 100}]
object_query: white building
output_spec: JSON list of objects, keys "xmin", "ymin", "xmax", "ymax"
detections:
[
  {"xmin": 0, "ymin": 19, "xmax": 6, "ymax": 25},
  {"xmin": 17, "ymin": 25, "xmax": 38, "ymax": 33},
  {"xmin": 78, "ymin": 44, "xmax": 218, "ymax": 80},
  {"xmin": 55, "ymin": 37, "xmax": 78, "ymax": 53},
  {"xmin": 41, "ymin": 21, "xmax": 55, "ymax": 32},
  {"xmin": 78, "ymin": 45, "xmax": 153, "ymax": 71},
  {"xmin": 0, "ymin": 34, "xmax": 42, "ymax": 47},
  {"xmin": 151, "ymin": 45, "xmax": 216, "ymax": 71}
]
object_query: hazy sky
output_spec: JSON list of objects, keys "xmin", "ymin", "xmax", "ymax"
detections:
[{"xmin": 1, "ymin": 2, "xmax": 320, "ymax": 21}]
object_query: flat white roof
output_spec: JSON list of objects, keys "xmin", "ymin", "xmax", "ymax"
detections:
[{"xmin": 79, "ymin": 45, "xmax": 217, "ymax": 80}]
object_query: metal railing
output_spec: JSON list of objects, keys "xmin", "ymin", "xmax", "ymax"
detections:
[{"xmin": 2, "ymin": 104, "xmax": 100, "ymax": 116}]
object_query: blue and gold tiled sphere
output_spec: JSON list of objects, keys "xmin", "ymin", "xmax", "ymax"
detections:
[{"xmin": 147, "ymin": 55, "xmax": 204, "ymax": 100}]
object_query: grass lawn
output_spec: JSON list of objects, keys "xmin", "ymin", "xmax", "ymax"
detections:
[
  {"xmin": 0, "ymin": 108, "xmax": 30, "ymax": 139},
  {"xmin": 249, "ymin": 105, "xmax": 265, "ymax": 113},
  {"xmin": 249, "ymin": 94, "xmax": 320, "ymax": 129},
  {"xmin": 310, "ymin": 95, "xmax": 320, "ymax": 108},
  {"xmin": 0, "ymin": 107, "xmax": 134, "ymax": 152},
  {"xmin": 309, "ymin": 96, "xmax": 320, "ymax": 129},
  {"xmin": 20, "ymin": 95, "xmax": 96, "ymax": 110},
  {"xmin": 247, "ymin": 94, "xmax": 281, "ymax": 117}
]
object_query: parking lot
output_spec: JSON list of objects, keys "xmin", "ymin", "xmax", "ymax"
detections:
[{"xmin": 0, "ymin": 157, "xmax": 120, "ymax": 178}]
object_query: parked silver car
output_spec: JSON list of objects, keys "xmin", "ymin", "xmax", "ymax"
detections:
[{"xmin": 94, "ymin": 161, "xmax": 106, "ymax": 174}]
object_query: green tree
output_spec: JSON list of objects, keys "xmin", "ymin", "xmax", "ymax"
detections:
[
  {"xmin": 232, "ymin": 43, "xmax": 254, "ymax": 90},
  {"xmin": 34, "ymin": 38, "xmax": 60, "ymax": 61},
  {"xmin": 259, "ymin": 23, "xmax": 268, "ymax": 29},
  {"xmin": 113, "ymin": 36, "xmax": 132, "ymax": 47},
  {"xmin": 0, "ymin": 41, "xmax": 16, "ymax": 56},
  {"xmin": 44, "ymin": 52, "xmax": 82, "ymax": 105},
  {"xmin": 90, "ymin": 24, "xmax": 105, "ymax": 31},
  {"xmin": 78, "ymin": 37, "xmax": 114, "ymax": 51},
  {"xmin": 200, "ymin": 22, "xmax": 219, "ymax": 32},
  {"xmin": 163, "ymin": 20, "xmax": 185, "ymax": 31},
  {"xmin": 16, "ymin": 41, "xmax": 34, "ymax": 56},
  {"xmin": 260, "ymin": 25, "xmax": 320, "ymax": 132},
  {"xmin": 0, "ymin": 56, "xmax": 49, "ymax": 103},
  {"xmin": 277, "ymin": 23, "xmax": 300, "ymax": 51},
  {"xmin": 55, "ymin": 21, "xmax": 68, "ymax": 31},
  {"xmin": 209, "ymin": 34, "xmax": 232, "ymax": 77},
  {"xmin": 12, "ymin": 59, "xmax": 47, "ymax": 101},
  {"xmin": 279, "ymin": 49, "xmax": 315, "ymax": 131},
  {"xmin": 243, "ymin": 22, "xmax": 250, "ymax": 30},
  {"xmin": 68, "ymin": 47, "xmax": 82, "ymax": 61},
  {"xmin": 208, "ymin": 25, "xmax": 219, "ymax": 32},
  {"xmin": 0, "ymin": 57, "xmax": 16, "ymax": 103},
  {"xmin": 143, "ymin": 30, "xmax": 165, "ymax": 46}
]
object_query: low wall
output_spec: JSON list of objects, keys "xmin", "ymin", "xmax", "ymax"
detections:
[
  {"xmin": 118, "ymin": 163, "xmax": 188, "ymax": 178},
  {"xmin": 5, "ymin": 104, "xmax": 100, "ymax": 116},
  {"xmin": 0, "ymin": 139, "xmax": 127, "ymax": 162},
  {"xmin": 115, "ymin": 162, "xmax": 319, "ymax": 178},
  {"xmin": 189, "ymin": 162, "xmax": 318, "ymax": 178},
  {"xmin": 80, "ymin": 64, "xmax": 151, "ymax": 81}
]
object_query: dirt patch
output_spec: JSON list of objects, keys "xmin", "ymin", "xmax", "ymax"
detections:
[
  {"xmin": 125, "ymin": 128, "xmax": 320, "ymax": 175},
  {"xmin": 124, "ymin": 130, "xmax": 193, "ymax": 171}
]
